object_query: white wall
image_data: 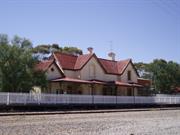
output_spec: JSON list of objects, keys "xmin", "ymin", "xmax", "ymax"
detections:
[
  {"xmin": 58, "ymin": 56, "xmax": 138, "ymax": 83},
  {"xmin": 64, "ymin": 70, "xmax": 80, "ymax": 79},
  {"xmin": 80, "ymin": 57, "xmax": 117, "ymax": 81},
  {"xmin": 121, "ymin": 63, "xmax": 138, "ymax": 83},
  {"xmin": 46, "ymin": 63, "xmax": 62, "ymax": 80}
]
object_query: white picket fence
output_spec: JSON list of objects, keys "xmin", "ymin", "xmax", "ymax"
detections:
[{"xmin": 0, "ymin": 92, "xmax": 180, "ymax": 105}]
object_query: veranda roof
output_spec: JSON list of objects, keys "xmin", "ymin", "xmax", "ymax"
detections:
[
  {"xmin": 51, "ymin": 77, "xmax": 91, "ymax": 84},
  {"xmin": 115, "ymin": 81, "xmax": 133, "ymax": 87},
  {"xmin": 51, "ymin": 77, "xmax": 143, "ymax": 87}
]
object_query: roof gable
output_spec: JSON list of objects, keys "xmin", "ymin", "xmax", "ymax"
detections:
[
  {"xmin": 52, "ymin": 52, "xmax": 138, "ymax": 76},
  {"xmin": 117, "ymin": 59, "xmax": 131, "ymax": 74},
  {"xmin": 53, "ymin": 52, "xmax": 77, "ymax": 70},
  {"xmin": 35, "ymin": 59, "xmax": 65, "ymax": 77},
  {"xmin": 119, "ymin": 59, "xmax": 139, "ymax": 77},
  {"xmin": 74, "ymin": 53, "xmax": 93, "ymax": 69},
  {"xmin": 98, "ymin": 59, "xmax": 118, "ymax": 74},
  {"xmin": 35, "ymin": 60, "xmax": 54, "ymax": 72}
]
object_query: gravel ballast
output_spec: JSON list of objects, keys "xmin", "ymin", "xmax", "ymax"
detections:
[{"xmin": 0, "ymin": 110, "xmax": 180, "ymax": 135}]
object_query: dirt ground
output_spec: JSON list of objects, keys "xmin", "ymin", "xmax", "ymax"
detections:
[{"xmin": 0, "ymin": 110, "xmax": 180, "ymax": 135}]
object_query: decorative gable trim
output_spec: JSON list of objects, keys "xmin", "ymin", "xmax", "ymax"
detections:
[
  {"xmin": 52, "ymin": 59, "xmax": 65, "ymax": 77},
  {"xmin": 120, "ymin": 59, "xmax": 139, "ymax": 77},
  {"xmin": 37, "ymin": 58, "xmax": 65, "ymax": 77},
  {"xmin": 51, "ymin": 52, "xmax": 139, "ymax": 76},
  {"xmin": 78, "ymin": 53, "xmax": 107, "ymax": 73}
]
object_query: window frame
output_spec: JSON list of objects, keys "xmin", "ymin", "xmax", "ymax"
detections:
[{"xmin": 127, "ymin": 70, "xmax": 131, "ymax": 81}]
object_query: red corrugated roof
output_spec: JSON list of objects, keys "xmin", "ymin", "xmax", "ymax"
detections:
[
  {"xmin": 115, "ymin": 81, "xmax": 143, "ymax": 87},
  {"xmin": 53, "ymin": 52, "xmax": 131, "ymax": 75},
  {"xmin": 117, "ymin": 59, "xmax": 131, "ymax": 74},
  {"xmin": 53, "ymin": 52, "xmax": 77, "ymax": 70},
  {"xmin": 98, "ymin": 58, "xmax": 131, "ymax": 75},
  {"xmin": 52, "ymin": 77, "xmax": 92, "ymax": 84},
  {"xmin": 51, "ymin": 77, "xmax": 141, "ymax": 87},
  {"xmin": 35, "ymin": 60, "xmax": 54, "ymax": 71},
  {"xmin": 138, "ymin": 78, "xmax": 151, "ymax": 86},
  {"xmin": 74, "ymin": 53, "xmax": 93, "ymax": 69},
  {"xmin": 52, "ymin": 77, "xmax": 112, "ymax": 85},
  {"xmin": 115, "ymin": 81, "xmax": 132, "ymax": 87},
  {"xmin": 37, "ymin": 52, "xmax": 135, "ymax": 75},
  {"xmin": 98, "ymin": 59, "xmax": 118, "ymax": 74}
]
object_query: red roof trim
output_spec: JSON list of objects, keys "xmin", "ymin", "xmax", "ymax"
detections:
[
  {"xmin": 53, "ymin": 52, "xmax": 77, "ymax": 70},
  {"xmin": 74, "ymin": 53, "xmax": 94, "ymax": 70},
  {"xmin": 115, "ymin": 81, "xmax": 132, "ymax": 87},
  {"xmin": 51, "ymin": 77, "xmax": 92, "ymax": 84},
  {"xmin": 52, "ymin": 60, "xmax": 65, "ymax": 77},
  {"xmin": 52, "ymin": 52, "xmax": 139, "ymax": 76},
  {"xmin": 51, "ymin": 77, "xmax": 142, "ymax": 87},
  {"xmin": 115, "ymin": 81, "xmax": 143, "ymax": 87},
  {"xmin": 90, "ymin": 54, "xmax": 108, "ymax": 73},
  {"xmin": 35, "ymin": 60, "xmax": 54, "ymax": 72},
  {"xmin": 51, "ymin": 77, "xmax": 111, "ymax": 85},
  {"xmin": 36, "ymin": 59, "xmax": 65, "ymax": 77},
  {"xmin": 118, "ymin": 59, "xmax": 131, "ymax": 75}
]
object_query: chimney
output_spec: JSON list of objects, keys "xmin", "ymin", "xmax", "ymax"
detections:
[
  {"xmin": 87, "ymin": 47, "xmax": 93, "ymax": 54},
  {"xmin": 108, "ymin": 52, "xmax": 116, "ymax": 61}
]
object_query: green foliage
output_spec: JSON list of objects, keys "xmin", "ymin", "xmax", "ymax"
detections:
[
  {"xmin": 0, "ymin": 34, "xmax": 8, "ymax": 45},
  {"xmin": 135, "ymin": 59, "xmax": 180, "ymax": 94},
  {"xmin": 134, "ymin": 62, "xmax": 152, "ymax": 79},
  {"xmin": 151, "ymin": 59, "xmax": 180, "ymax": 93},
  {"xmin": 33, "ymin": 44, "xmax": 83, "ymax": 56},
  {"xmin": 0, "ymin": 69, "xmax": 2, "ymax": 91},
  {"xmin": 0, "ymin": 34, "xmax": 47, "ymax": 92},
  {"xmin": 62, "ymin": 46, "xmax": 83, "ymax": 55}
]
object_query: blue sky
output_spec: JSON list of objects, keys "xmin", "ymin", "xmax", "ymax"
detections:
[{"xmin": 0, "ymin": 0, "xmax": 179, "ymax": 63}]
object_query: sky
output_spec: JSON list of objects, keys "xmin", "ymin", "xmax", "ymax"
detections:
[{"xmin": 0, "ymin": 0, "xmax": 179, "ymax": 63}]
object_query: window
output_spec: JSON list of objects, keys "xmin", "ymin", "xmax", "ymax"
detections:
[
  {"xmin": 127, "ymin": 70, "xmax": 131, "ymax": 81},
  {"xmin": 51, "ymin": 67, "xmax": 54, "ymax": 72}
]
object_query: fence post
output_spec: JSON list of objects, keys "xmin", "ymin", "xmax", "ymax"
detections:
[
  {"xmin": 24, "ymin": 93, "xmax": 26, "ymax": 105},
  {"xmin": 170, "ymin": 97, "xmax": 172, "ymax": 104},
  {"xmin": 38, "ymin": 94, "xmax": 41, "ymax": 105},
  {"xmin": 6, "ymin": 92, "xmax": 10, "ymax": 105}
]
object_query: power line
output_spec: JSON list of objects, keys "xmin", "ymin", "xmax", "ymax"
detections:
[
  {"xmin": 151, "ymin": 0, "xmax": 179, "ymax": 18},
  {"xmin": 159, "ymin": 0, "xmax": 179, "ymax": 14}
]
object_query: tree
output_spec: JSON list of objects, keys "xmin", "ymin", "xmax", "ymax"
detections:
[
  {"xmin": 135, "ymin": 60, "xmax": 180, "ymax": 94},
  {"xmin": 148, "ymin": 59, "xmax": 180, "ymax": 94},
  {"xmin": 62, "ymin": 46, "xmax": 83, "ymax": 55},
  {"xmin": 0, "ymin": 68, "xmax": 2, "ymax": 91},
  {"xmin": 0, "ymin": 34, "xmax": 8, "ymax": 45},
  {"xmin": 11, "ymin": 35, "xmax": 33, "ymax": 49},
  {"xmin": 0, "ymin": 34, "xmax": 47, "ymax": 92},
  {"xmin": 134, "ymin": 62, "xmax": 152, "ymax": 79},
  {"xmin": 32, "ymin": 44, "xmax": 83, "ymax": 60}
]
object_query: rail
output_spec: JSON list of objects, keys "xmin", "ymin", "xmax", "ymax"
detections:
[{"xmin": 0, "ymin": 92, "xmax": 180, "ymax": 105}]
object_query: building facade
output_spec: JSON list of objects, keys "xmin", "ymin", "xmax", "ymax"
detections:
[{"xmin": 36, "ymin": 49, "xmax": 149, "ymax": 96}]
